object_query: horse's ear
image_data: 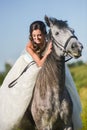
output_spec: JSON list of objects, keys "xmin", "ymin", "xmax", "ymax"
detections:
[{"xmin": 44, "ymin": 15, "xmax": 52, "ymax": 27}]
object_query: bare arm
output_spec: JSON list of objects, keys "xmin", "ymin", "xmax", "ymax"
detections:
[{"xmin": 26, "ymin": 41, "xmax": 52, "ymax": 67}]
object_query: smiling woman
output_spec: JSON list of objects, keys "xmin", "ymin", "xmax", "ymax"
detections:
[
  {"xmin": 26, "ymin": 20, "xmax": 52, "ymax": 67},
  {"xmin": 0, "ymin": 20, "xmax": 52, "ymax": 130}
]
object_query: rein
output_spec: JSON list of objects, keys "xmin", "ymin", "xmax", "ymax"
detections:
[{"xmin": 8, "ymin": 61, "xmax": 35, "ymax": 88}]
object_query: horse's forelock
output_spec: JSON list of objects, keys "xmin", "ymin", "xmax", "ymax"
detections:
[{"xmin": 53, "ymin": 19, "xmax": 68, "ymax": 29}]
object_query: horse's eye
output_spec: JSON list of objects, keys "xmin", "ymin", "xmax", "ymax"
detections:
[{"xmin": 55, "ymin": 32, "xmax": 59, "ymax": 35}]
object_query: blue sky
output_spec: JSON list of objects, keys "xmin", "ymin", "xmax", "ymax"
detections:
[{"xmin": 0, "ymin": 0, "xmax": 87, "ymax": 71}]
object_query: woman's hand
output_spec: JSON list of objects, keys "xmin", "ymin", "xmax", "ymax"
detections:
[
  {"xmin": 45, "ymin": 42, "xmax": 52, "ymax": 56},
  {"xmin": 26, "ymin": 41, "xmax": 52, "ymax": 67}
]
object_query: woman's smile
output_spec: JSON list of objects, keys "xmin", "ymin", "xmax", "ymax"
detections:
[{"xmin": 32, "ymin": 29, "xmax": 45, "ymax": 44}]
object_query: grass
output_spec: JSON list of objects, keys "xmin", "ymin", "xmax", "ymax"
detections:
[{"xmin": 69, "ymin": 64, "xmax": 87, "ymax": 91}]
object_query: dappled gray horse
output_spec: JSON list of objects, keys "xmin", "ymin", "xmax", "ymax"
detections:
[{"xmin": 29, "ymin": 16, "xmax": 83, "ymax": 130}]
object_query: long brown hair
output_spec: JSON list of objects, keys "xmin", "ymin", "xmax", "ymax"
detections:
[{"xmin": 29, "ymin": 21, "xmax": 47, "ymax": 58}]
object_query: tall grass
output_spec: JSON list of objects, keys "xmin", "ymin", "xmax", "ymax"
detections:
[{"xmin": 70, "ymin": 64, "xmax": 87, "ymax": 91}]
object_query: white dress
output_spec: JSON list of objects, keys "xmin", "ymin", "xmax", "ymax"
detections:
[
  {"xmin": 0, "ymin": 50, "xmax": 82, "ymax": 130},
  {"xmin": 65, "ymin": 65, "xmax": 82, "ymax": 130},
  {"xmin": 0, "ymin": 51, "xmax": 41, "ymax": 130}
]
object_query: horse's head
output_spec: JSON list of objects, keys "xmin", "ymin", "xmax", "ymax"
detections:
[{"xmin": 45, "ymin": 15, "xmax": 83, "ymax": 59}]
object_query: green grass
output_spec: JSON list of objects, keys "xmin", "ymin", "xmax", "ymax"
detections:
[{"xmin": 69, "ymin": 64, "xmax": 87, "ymax": 91}]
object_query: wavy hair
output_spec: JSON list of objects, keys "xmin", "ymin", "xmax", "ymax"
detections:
[{"xmin": 29, "ymin": 21, "xmax": 47, "ymax": 58}]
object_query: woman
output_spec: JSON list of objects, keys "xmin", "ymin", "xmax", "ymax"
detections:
[
  {"xmin": 0, "ymin": 20, "xmax": 82, "ymax": 130},
  {"xmin": 26, "ymin": 20, "xmax": 52, "ymax": 67},
  {"xmin": 0, "ymin": 21, "xmax": 52, "ymax": 130}
]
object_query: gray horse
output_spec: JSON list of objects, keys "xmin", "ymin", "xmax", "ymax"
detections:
[{"xmin": 27, "ymin": 16, "xmax": 83, "ymax": 130}]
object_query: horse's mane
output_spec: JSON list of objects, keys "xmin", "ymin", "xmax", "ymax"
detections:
[
  {"xmin": 54, "ymin": 20, "xmax": 68, "ymax": 29},
  {"xmin": 35, "ymin": 49, "xmax": 65, "ymax": 98},
  {"xmin": 48, "ymin": 17, "xmax": 68, "ymax": 29},
  {"xmin": 50, "ymin": 18, "xmax": 75, "ymax": 35}
]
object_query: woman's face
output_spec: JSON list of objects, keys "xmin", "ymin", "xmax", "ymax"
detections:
[{"xmin": 32, "ymin": 29, "xmax": 45, "ymax": 45}]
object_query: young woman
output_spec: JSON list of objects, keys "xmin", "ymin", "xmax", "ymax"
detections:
[
  {"xmin": 26, "ymin": 21, "xmax": 52, "ymax": 67},
  {"xmin": 0, "ymin": 21, "xmax": 52, "ymax": 130},
  {"xmin": 0, "ymin": 20, "xmax": 82, "ymax": 130}
]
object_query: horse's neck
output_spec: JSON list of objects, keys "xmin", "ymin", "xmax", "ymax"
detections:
[
  {"xmin": 56, "ymin": 55, "xmax": 65, "ymax": 90},
  {"xmin": 35, "ymin": 51, "xmax": 65, "ymax": 99},
  {"xmin": 46, "ymin": 51, "xmax": 65, "ymax": 88}
]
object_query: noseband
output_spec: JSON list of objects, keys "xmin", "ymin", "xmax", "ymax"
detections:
[{"xmin": 51, "ymin": 34, "xmax": 78, "ymax": 62}]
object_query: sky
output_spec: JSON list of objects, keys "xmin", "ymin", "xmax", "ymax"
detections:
[{"xmin": 0, "ymin": 0, "xmax": 87, "ymax": 71}]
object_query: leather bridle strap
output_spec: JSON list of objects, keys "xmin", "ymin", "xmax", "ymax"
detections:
[
  {"xmin": 64, "ymin": 35, "xmax": 78, "ymax": 49},
  {"xmin": 51, "ymin": 35, "xmax": 78, "ymax": 62}
]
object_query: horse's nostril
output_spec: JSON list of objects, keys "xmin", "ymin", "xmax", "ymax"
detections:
[
  {"xmin": 80, "ymin": 43, "xmax": 83, "ymax": 49},
  {"xmin": 78, "ymin": 50, "xmax": 82, "ymax": 55}
]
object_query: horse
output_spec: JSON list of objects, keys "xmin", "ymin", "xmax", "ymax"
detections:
[{"xmin": 26, "ymin": 16, "xmax": 83, "ymax": 130}]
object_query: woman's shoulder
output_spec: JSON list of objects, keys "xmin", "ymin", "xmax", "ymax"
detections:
[{"xmin": 26, "ymin": 41, "xmax": 34, "ymax": 50}]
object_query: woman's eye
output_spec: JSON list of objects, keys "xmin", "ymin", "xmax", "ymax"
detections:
[
  {"xmin": 55, "ymin": 32, "xmax": 59, "ymax": 35},
  {"xmin": 33, "ymin": 35, "xmax": 36, "ymax": 38},
  {"xmin": 38, "ymin": 34, "xmax": 42, "ymax": 36}
]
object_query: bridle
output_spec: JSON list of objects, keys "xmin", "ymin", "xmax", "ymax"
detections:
[{"xmin": 51, "ymin": 32, "xmax": 78, "ymax": 62}]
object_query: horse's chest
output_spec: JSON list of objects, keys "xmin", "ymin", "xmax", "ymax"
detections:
[{"xmin": 31, "ymin": 86, "xmax": 60, "ymax": 127}]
